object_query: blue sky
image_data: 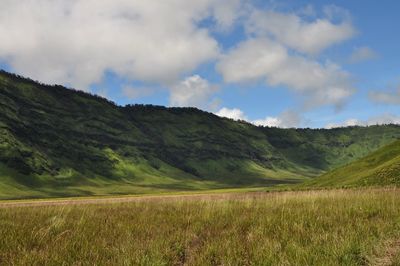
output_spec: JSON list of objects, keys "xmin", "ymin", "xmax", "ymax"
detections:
[{"xmin": 0, "ymin": 0, "xmax": 399, "ymax": 128}]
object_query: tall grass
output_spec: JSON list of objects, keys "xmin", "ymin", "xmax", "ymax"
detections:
[{"xmin": 1, "ymin": 188, "xmax": 399, "ymax": 265}]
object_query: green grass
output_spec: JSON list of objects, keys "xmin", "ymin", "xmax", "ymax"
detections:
[
  {"xmin": 0, "ymin": 158, "xmax": 300, "ymax": 200},
  {"xmin": 1, "ymin": 188, "xmax": 400, "ymax": 265},
  {"xmin": 304, "ymin": 140, "xmax": 400, "ymax": 188}
]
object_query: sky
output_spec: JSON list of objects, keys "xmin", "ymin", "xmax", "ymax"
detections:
[{"xmin": 0, "ymin": 0, "xmax": 399, "ymax": 128}]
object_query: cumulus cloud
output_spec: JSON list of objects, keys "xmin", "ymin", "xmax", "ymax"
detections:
[
  {"xmin": 216, "ymin": 38, "xmax": 354, "ymax": 108},
  {"xmin": 349, "ymin": 46, "xmax": 378, "ymax": 63},
  {"xmin": 252, "ymin": 117, "xmax": 281, "ymax": 127},
  {"xmin": 253, "ymin": 110, "xmax": 302, "ymax": 128},
  {"xmin": 326, "ymin": 114, "xmax": 400, "ymax": 128},
  {"xmin": 216, "ymin": 6, "xmax": 356, "ymax": 110},
  {"xmin": 369, "ymin": 87, "xmax": 400, "ymax": 105},
  {"xmin": 325, "ymin": 118, "xmax": 360, "ymax": 128},
  {"xmin": 0, "ymin": 1, "xmax": 361, "ymax": 119},
  {"xmin": 0, "ymin": 0, "xmax": 227, "ymax": 90},
  {"xmin": 211, "ymin": 0, "xmax": 244, "ymax": 31},
  {"xmin": 216, "ymin": 107, "xmax": 302, "ymax": 128},
  {"xmin": 246, "ymin": 9, "xmax": 355, "ymax": 55},
  {"xmin": 169, "ymin": 75, "xmax": 219, "ymax": 109},
  {"xmin": 215, "ymin": 107, "xmax": 247, "ymax": 121}
]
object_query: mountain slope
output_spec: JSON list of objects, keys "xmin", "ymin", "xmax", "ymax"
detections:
[
  {"xmin": 304, "ymin": 140, "xmax": 400, "ymax": 187},
  {"xmin": 1, "ymin": 70, "xmax": 400, "ymax": 199}
]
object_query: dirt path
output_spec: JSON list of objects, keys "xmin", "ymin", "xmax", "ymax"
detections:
[{"xmin": 371, "ymin": 239, "xmax": 400, "ymax": 266}]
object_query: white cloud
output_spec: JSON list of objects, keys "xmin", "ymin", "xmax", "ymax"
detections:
[
  {"xmin": 253, "ymin": 117, "xmax": 281, "ymax": 127},
  {"xmin": 217, "ymin": 38, "xmax": 287, "ymax": 83},
  {"xmin": 216, "ymin": 107, "xmax": 302, "ymax": 128},
  {"xmin": 253, "ymin": 110, "xmax": 301, "ymax": 128},
  {"xmin": 215, "ymin": 107, "xmax": 247, "ymax": 121},
  {"xmin": 349, "ymin": 46, "xmax": 378, "ymax": 63},
  {"xmin": 366, "ymin": 114, "xmax": 400, "ymax": 125},
  {"xmin": 343, "ymin": 118, "xmax": 360, "ymax": 126},
  {"xmin": 246, "ymin": 9, "xmax": 355, "ymax": 55},
  {"xmin": 326, "ymin": 114, "xmax": 400, "ymax": 128},
  {"xmin": 169, "ymin": 75, "xmax": 219, "ymax": 109},
  {"xmin": 325, "ymin": 118, "xmax": 360, "ymax": 128},
  {"xmin": 0, "ymin": 1, "xmax": 363, "ymax": 122},
  {"xmin": 216, "ymin": 38, "xmax": 354, "ymax": 108},
  {"xmin": 369, "ymin": 87, "xmax": 400, "ymax": 105},
  {"xmin": 0, "ymin": 0, "xmax": 226, "ymax": 90},
  {"xmin": 211, "ymin": 0, "xmax": 244, "ymax": 31}
]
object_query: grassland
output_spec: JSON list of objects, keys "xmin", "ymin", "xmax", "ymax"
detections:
[
  {"xmin": 1, "ymin": 188, "xmax": 399, "ymax": 265},
  {"xmin": 305, "ymin": 140, "xmax": 400, "ymax": 188}
]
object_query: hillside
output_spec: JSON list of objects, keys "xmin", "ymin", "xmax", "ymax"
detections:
[
  {"xmin": 1, "ymin": 70, "xmax": 400, "ymax": 199},
  {"xmin": 304, "ymin": 139, "xmax": 400, "ymax": 187}
]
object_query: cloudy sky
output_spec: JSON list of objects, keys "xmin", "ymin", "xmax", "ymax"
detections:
[{"xmin": 0, "ymin": 0, "xmax": 399, "ymax": 128}]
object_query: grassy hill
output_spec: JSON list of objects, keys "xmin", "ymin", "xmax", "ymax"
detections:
[
  {"xmin": 1, "ymin": 70, "xmax": 400, "ymax": 199},
  {"xmin": 304, "ymin": 139, "xmax": 400, "ymax": 188}
]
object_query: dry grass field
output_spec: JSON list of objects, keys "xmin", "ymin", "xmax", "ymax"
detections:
[{"xmin": 1, "ymin": 188, "xmax": 400, "ymax": 265}]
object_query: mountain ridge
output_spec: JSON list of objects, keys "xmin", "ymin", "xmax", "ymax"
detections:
[{"xmin": 1, "ymin": 69, "xmax": 400, "ymax": 199}]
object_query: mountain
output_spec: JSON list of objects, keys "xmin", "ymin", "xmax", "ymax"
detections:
[
  {"xmin": 303, "ymin": 139, "xmax": 400, "ymax": 188},
  {"xmin": 1, "ymin": 70, "xmax": 400, "ymax": 199}
]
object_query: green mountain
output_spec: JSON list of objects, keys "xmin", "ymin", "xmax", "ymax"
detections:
[
  {"xmin": 1, "ymin": 70, "xmax": 400, "ymax": 199},
  {"xmin": 304, "ymin": 139, "xmax": 400, "ymax": 188}
]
